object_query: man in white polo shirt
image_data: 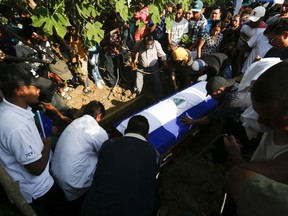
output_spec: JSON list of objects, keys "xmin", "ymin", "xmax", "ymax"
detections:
[
  {"xmin": 0, "ymin": 63, "xmax": 68, "ymax": 215},
  {"xmin": 51, "ymin": 100, "xmax": 108, "ymax": 213}
]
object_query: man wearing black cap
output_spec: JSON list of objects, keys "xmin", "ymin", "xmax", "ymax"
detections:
[
  {"xmin": 0, "ymin": 63, "xmax": 68, "ymax": 215},
  {"xmin": 181, "ymin": 76, "xmax": 251, "ymax": 150}
]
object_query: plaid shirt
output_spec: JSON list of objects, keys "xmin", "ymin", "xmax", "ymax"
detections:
[
  {"xmin": 188, "ymin": 14, "xmax": 207, "ymax": 47},
  {"xmin": 201, "ymin": 32, "xmax": 223, "ymax": 57}
]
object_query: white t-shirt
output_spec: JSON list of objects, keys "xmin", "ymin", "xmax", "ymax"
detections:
[
  {"xmin": 241, "ymin": 33, "xmax": 272, "ymax": 73},
  {"xmin": 0, "ymin": 99, "xmax": 54, "ymax": 203},
  {"xmin": 51, "ymin": 115, "xmax": 108, "ymax": 201},
  {"xmin": 238, "ymin": 57, "xmax": 282, "ymax": 92},
  {"xmin": 240, "ymin": 25, "xmax": 266, "ymax": 40},
  {"xmin": 238, "ymin": 24, "xmax": 266, "ymax": 50},
  {"xmin": 166, "ymin": 18, "xmax": 189, "ymax": 46},
  {"xmin": 251, "ymin": 130, "xmax": 288, "ymax": 161}
]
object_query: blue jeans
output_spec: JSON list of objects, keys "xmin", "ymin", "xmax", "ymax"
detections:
[{"xmin": 88, "ymin": 50, "xmax": 102, "ymax": 83}]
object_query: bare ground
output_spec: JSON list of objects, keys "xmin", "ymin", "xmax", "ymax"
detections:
[{"xmin": 64, "ymin": 79, "xmax": 134, "ymax": 113}]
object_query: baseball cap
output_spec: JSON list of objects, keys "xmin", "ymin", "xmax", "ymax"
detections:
[
  {"xmin": 248, "ymin": 6, "xmax": 266, "ymax": 22},
  {"xmin": 205, "ymin": 76, "xmax": 235, "ymax": 96},
  {"xmin": 172, "ymin": 47, "xmax": 189, "ymax": 63},
  {"xmin": 49, "ymin": 60, "xmax": 73, "ymax": 81},
  {"xmin": 191, "ymin": 59, "xmax": 207, "ymax": 71},
  {"xmin": 0, "ymin": 63, "xmax": 52, "ymax": 91},
  {"xmin": 191, "ymin": 0, "xmax": 203, "ymax": 12}
]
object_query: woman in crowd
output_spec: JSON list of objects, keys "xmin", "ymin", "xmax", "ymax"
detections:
[{"xmin": 197, "ymin": 20, "xmax": 223, "ymax": 59}]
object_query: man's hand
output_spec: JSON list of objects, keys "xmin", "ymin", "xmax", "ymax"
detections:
[
  {"xmin": 169, "ymin": 44, "xmax": 177, "ymax": 51},
  {"xmin": 60, "ymin": 114, "xmax": 72, "ymax": 123},
  {"xmin": 181, "ymin": 115, "xmax": 193, "ymax": 125},
  {"xmin": 223, "ymin": 135, "xmax": 244, "ymax": 164}
]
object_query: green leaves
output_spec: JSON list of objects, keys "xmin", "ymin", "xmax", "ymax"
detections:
[
  {"xmin": 85, "ymin": 21, "xmax": 104, "ymax": 45},
  {"xmin": 31, "ymin": 6, "xmax": 70, "ymax": 38},
  {"xmin": 149, "ymin": 4, "xmax": 160, "ymax": 25},
  {"xmin": 136, "ymin": 20, "xmax": 145, "ymax": 29},
  {"xmin": 165, "ymin": 16, "xmax": 173, "ymax": 31},
  {"xmin": 115, "ymin": 0, "xmax": 128, "ymax": 21},
  {"xmin": 76, "ymin": 3, "xmax": 99, "ymax": 19}
]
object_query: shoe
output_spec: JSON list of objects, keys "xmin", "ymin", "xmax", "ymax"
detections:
[
  {"xmin": 63, "ymin": 87, "xmax": 74, "ymax": 92},
  {"xmin": 130, "ymin": 90, "xmax": 139, "ymax": 99},
  {"xmin": 61, "ymin": 92, "xmax": 72, "ymax": 100},
  {"xmin": 130, "ymin": 93, "xmax": 137, "ymax": 98},
  {"xmin": 83, "ymin": 87, "xmax": 91, "ymax": 95},
  {"xmin": 96, "ymin": 81, "xmax": 103, "ymax": 89},
  {"xmin": 99, "ymin": 80, "xmax": 105, "ymax": 85}
]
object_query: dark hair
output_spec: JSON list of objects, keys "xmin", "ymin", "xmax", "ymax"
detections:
[
  {"xmin": 211, "ymin": 20, "xmax": 221, "ymax": 30},
  {"xmin": 20, "ymin": 28, "xmax": 34, "ymax": 40},
  {"xmin": 82, "ymin": 100, "xmax": 105, "ymax": 118},
  {"xmin": 166, "ymin": 1, "xmax": 175, "ymax": 8},
  {"xmin": 251, "ymin": 60, "xmax": 288, "ymax": 108},
  {"xmin": 0, "ymin": 63, "xmax": 34, "ymax": 98},
  {"xmin": 144, "ymin": 34, "xmax": 154, "ymax": 43},
  {"xmin": 124, "ymin": 115, "xmax": 149, "ymax": 137},
  {"xmin": 264, "ymin": 17, "xmax": 288, "ymax": 36},
  {"xmin": 212, "ymin": 5, "xmax": 222, "ymax": 12},
  {"xmin": 176, "ymin": 3, "xmax": 182, "ymax": 10}
]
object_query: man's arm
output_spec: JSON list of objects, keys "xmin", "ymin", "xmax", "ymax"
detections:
[
  {"xmin": 154, "ymin": 40, "xmax": 168, "ymax": 68},
  {"xmin": 232, "ymin": 157, "xmax": 288, "ymax": 184},
  {"xmin": 167, "ymin": 32, "xmax": 177, "ymax": 51},
  {"xmin": 41, "ymin": 102, "xmax": 72, "ymax": 123},
  {"xmin": 181, "ymin": 115, "xmax": 211, "ymax": 126},
  {"xmin": 24, "ymin": 137, "xmax": 52, "ymax": 176},
  {"xmin": 131, "ymin": 41, "xmax": 141, "ymax": 69},
  {"xmin": 197, "ymin": 38, "xmax": 205, "ymax": 59},
  {"xmin": 226, "ymin": 158, "xmax": 288, "ymax": 202}
]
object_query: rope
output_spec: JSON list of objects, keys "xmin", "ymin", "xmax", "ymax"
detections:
[{"xmin": 133, "ymin": 67, "xmax": 164, "ymax": 75}]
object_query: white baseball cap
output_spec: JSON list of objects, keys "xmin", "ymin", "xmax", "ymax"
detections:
[{"xmin": 248, "ymin": 6, "xmax": 266, "ymax": 22}]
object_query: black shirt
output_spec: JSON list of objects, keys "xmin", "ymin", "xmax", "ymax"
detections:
[{"xmin": 81, "ymin": 135, "xmax": 159, "ymax": 216}]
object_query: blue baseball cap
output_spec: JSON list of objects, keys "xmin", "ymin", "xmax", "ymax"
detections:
[{"xmin": 191, "ymin": 0, "xmax": 203, "ymax": 12}]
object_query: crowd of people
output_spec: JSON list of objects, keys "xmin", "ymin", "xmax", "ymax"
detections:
[{"xmin": 1, "ymin": 0, "xmax": 288, "ymax": 215}]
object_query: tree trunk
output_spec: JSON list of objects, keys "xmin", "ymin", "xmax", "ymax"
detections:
[{"xmin": 0, "ymin": 162, "xmax": 37, "ymax": 216}]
